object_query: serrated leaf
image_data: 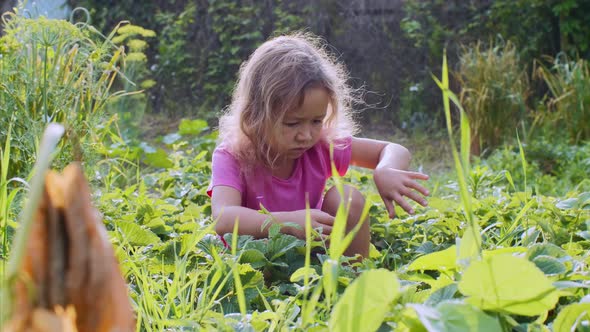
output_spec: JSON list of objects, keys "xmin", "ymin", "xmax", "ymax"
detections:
[
  {"xmin": 329, "ymin": 269, "xmax": 399, "ymax": 332},
  {"xmin": 267, "ymin": 234, "xmax": 303, "ymax": 261},
  {"xmin": 458, "ymin": 255, "xmax": 559, "ymax": 316},
  {"xmin": 239, "ymin": 249, "xmax": 268, "ymax": 269},
  {"xmin": 117, "ymin": 221, "xmax": 161, "ymax": 246}
]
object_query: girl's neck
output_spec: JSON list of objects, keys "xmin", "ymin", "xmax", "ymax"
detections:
[{"xmin": 271, "ymin": 157, "xmax": 296, "ymax": 179}]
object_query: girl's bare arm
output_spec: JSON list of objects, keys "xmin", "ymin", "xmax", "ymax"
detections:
[{"xmin": 210, "ymin": 186, "xmax": 333, "ymax": 238}]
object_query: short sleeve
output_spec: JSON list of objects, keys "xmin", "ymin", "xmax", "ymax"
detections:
[
  {"xmin": 327, "ymin": 136, "xmax": 352, "ymax": 177},
  {"xmin": 207, "ymin": 147, "xmax": 244, "ymax": 197}
]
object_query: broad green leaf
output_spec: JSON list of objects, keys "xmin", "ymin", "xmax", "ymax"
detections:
[
  {"xmin": 412, "ymin": 301, "xmax": 501, "ymax": 332},
  {"xmin": 556, "ymin": 197, "xmax": 579, "ymax": 210},
  {"xmin": 482, "ymin": 246, "xmax": 527, "ymax": 258},
  {"xmin": 239, "ymin": 249, "xmax": 269, "ymax": 269},
  {"xmin": 425, "ymin": 283, "xmax": 458, "ymax": 306},
  {"xmin": 117, "ymin": 221, "xmax": 161, "ymax": 246},
  {"xmin": 144, "ymin": 148, "xmax": 174, "ymax": 168},
  {"xmin": 459, "ymin": 254, "xmax": 559, "ymax": 316},
  {"xmin": 527, "ymin": 243, "xmax": 568, "ymax": 260},
  {"xmin": 329, "ymin": 269, "xmax": 399, "ymax": 332},
  {"xmin": 179, "ymin": 118, "xmax": 208, "ymax": 135},
  {"xmin": 407, "ymin": 245, "xmax": 457, "ymax": 272},
  {"xmin": 553, "ymin": 302, "xmax": 590, "ymax": 332},
  {"xmin": 532, "ymin": 256, "xmax": 567, "ymax": 276},
  {"xmin": 290, "ymin": 267, "xmax": 318, "ymax": 283}
]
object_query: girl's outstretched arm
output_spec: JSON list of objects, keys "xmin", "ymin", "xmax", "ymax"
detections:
[
  {"xmin": 211, "ymin": 186, "xmax": 334, "ymax": 238},
  {"xmin": 350, "ymin": 137, "xmax": 430, "ymax": 218}
]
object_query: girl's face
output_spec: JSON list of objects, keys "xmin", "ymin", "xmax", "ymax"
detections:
[{"xmin": 275, "ymin": 87, "xmax": 330, "ymax": 160}]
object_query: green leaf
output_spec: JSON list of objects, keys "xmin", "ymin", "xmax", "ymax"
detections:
[
  {"xmin": 556, "ymin": 197, "xmax": 578, "ymax": 209},
  {"xmin": 458, "ymin": 254, "xmax": 559, "ymax": 316},
  {"xmin": 144, "ymin": 148, "xmax": 174, "ymax": 168},
  {"xmin": 412, "ymin": 301, "xmax": 502, "ymax": 332},
  {"xmin": 117, "ymin": 221, "xmax": 161, "ymax": 246},
  {"xmin": 267, "ymin": 233, "xmax": 303, "ymax": 261},
  {"xmin": 407, "ymin": 245, "xmax": 457, "ymax": 272},
  {"xmin": 239, "ymin": 249, "xmax": 269, "ymax": 269},
  {"xmin": 162, "ymin": 132, "xmax": 181, "ymax": 145},
  {"xmin": 290, "ymin": 267, "xmax": 318, "ymax": 283},
  {"xmin": 553, "ymin": 302, "xmax": 590, "ymax": 332},
  {"xmin": 527, "ymin": 243, "xmax": 567, "ymax": 260},
  {"xmin": 425, "ymin": 283, "xmax": 458, "ymax": 306},
  {"xmin": 329, "ymin": 269, "xmax": 400, "ymax": 332},
  {"xmin": 531, "ymin": 255, "xmax": 567, "ymax": 276},
  {"xmin": 179, "ymin": 118, "xmax": 208, "ymax": 135}
]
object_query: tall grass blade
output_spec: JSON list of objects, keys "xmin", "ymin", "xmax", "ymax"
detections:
[
  {"xmin": 230, "ymin": 219, "xmax": 247, "ymax": 317},
  {"xmin": 6, "ymin": 123, "xmax": 65, "ymax": 280},
  {"xmin": 432, "ymin": 51, "xmax": 481, "ymax": 264}
]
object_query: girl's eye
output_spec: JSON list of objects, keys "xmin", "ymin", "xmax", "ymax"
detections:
[
  {"xmin": 313, "ymin": 120, "xmax": 323, "ymax": 125},
  {"xmin": 284, "ymin": 122, "xmax": 298, "ymax": 127}
]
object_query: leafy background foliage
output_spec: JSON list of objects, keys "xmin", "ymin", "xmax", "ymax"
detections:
[{"xmin": 1, "ymin": 0, "xmax": 590, "ymax": 331}]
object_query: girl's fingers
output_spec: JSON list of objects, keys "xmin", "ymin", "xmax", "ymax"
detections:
[
  {"xmin": 407, "ymin": 171, "xmax": 429, "ymax": 180},
  {"xmin": 402, "ymin": 189, "xmax": 428, "ymax": 207},
  {"xmin": 313, "ymin": 211, "xmax": 335, "ymax": 226},
  {"xmin": 405, "ymin": 180, "xmax": 430, "ymax": 197},
  {"xmin": 392, "ymin": 193, "xmax": 414, "ymax": 214},
  {"xmin": 381, "ymin": 195, "xmax": 396, "ymax": 218},
  {"xmin": 314, "ymin": 223, "xmax": 332, "ymax": 235}
]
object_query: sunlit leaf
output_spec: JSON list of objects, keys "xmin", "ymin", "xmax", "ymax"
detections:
[
  {"xmin": 553, "ymin": 302, "xmax": 590, "ymax": 332},
  {"xmin": 329, "ymin": 269, "xmax": 399, "ymax": 332},
  {"xmin": 290, "ymin": 267, "xmax": 318, "ymax": 283},
  {"xmin": 407, "ymin": 245, "xmax": 457, "ymax": 272},
  {"xmin": 179, "ymin": 119, "xmax": 208, "ymax": 135},
  {"xmin": 144, "ymin": 148, "xmax": 174, "ymax": 168},
  {"xmin": 117, "ymin": 221, "xmax": 161, "ymax": 246},
  {"xmin": 459, "ymin": 254, "xmax": 559, "ymax": 316}
]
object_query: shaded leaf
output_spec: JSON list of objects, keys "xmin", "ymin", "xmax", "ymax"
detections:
[{"xmin": 412, "ymin": 300, "xmax": 502, "ymax": 332}]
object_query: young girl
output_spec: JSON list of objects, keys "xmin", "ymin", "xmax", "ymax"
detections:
[{"xmin": 208, "ymin": 33, "xmax": 429, "ymax": 258}]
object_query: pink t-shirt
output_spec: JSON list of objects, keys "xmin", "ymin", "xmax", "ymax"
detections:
[{"xmin": 207, "ymin": 137, "xmax": 352, "ymax": 211}]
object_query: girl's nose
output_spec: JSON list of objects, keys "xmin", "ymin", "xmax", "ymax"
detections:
[{"xmin": 297, "ymin": 127, "xmax": 312, "ymax": 141}]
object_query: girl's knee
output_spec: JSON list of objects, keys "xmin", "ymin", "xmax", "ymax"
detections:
[{"xmin": 322, "ymin": 185, "xmax": 365, "ymax": 215}]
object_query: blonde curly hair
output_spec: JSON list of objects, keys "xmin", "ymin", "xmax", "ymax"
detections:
[{"xmin": 218, "ymin": 32, "xmax": 360, "ymax": 169}]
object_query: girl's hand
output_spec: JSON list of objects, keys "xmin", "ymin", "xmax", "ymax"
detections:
[
  {"xmin": 277, "ymin": 209, "xmax": 334, "ymax": 239},
  {"xmin": 373, "ymin": 167, "xmax": 430, "ymax": 217}
]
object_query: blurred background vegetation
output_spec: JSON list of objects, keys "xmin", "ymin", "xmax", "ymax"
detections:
[
  {"xmin": 5, "ymin": 0, "xmax": 585, "ymax": 128},
  {"xmin": 1, "ymin": 0, "xmax": 589, "ymax": 182}
]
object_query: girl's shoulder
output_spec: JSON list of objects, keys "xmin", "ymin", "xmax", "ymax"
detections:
[{"xmin": 316, "ymin": 135, "xmax": 352, "ymax": 151}]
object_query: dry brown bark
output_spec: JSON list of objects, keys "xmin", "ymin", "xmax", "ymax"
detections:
[{"xmin": 4, "ymin": 163, "xmax": 135, "ymax": 332}]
